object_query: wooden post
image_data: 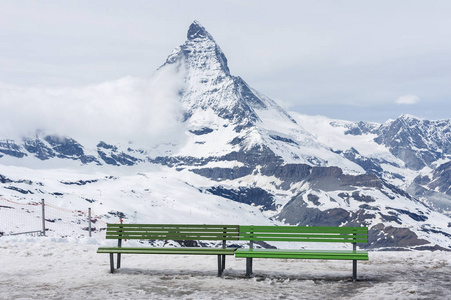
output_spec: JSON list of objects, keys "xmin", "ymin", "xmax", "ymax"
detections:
[
  {"xmin": 41, "ymin": 199, "xmax": 46, "ymax": 236},
  {"xmin": 88, "ymin": 208, "xmax": 92, "ymax": 237}
]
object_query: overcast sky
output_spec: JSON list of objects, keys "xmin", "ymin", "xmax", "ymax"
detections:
[{"xmin": 1, "ymin": 0, "xmax": 450, "ymax": 123}]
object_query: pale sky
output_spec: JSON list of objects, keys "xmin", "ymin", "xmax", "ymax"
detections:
[{"xmin": 1, "ymin": 0, "xmax": 451, "ymax": 123}]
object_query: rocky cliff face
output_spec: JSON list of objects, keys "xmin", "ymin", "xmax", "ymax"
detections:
[
  {"xmin": 339, "ymin": 114, "xmax": 451, "ymax": 217},
  {"xmin": 374, "ymin": 115, "xmax": 451, "ymax": 170},
  {"xmin": 1, "ymin": 21, "xmax": 451, "ymax": 250}
]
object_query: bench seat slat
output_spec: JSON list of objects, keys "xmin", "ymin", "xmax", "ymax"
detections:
[
  {"xmin": 106, "ymin": 228, "xmax": 240, "ymax": 233},
  {"xmin": 107, "ymin": 224, "xmax": 239, "ymax": 229},
  {"xmin": 106, "ymin": 232, "xmax": 239, "ymax": 237},
  {"xmin": 105, "ymin": 232, "xmax": 240, "ymax": 237},
  {"xmin": 97, "ymin": 247, "xmax": 237, "ymax": 255},
  {"xmin": 235, "ymin": 249, "xmax": 369, "ymax": 260},
  {"xmin": 105, "ymin": 235, "xmax": 239, "ymax": 240}
]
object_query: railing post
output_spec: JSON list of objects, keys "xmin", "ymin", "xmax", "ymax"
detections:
[
  {"xmin": 41, "ymin": 199, "xmax": 46, "ymax": 236},
  {"xmin": 353, "ymin": 229, "xmax": 357, "ymax": 281},
  {"xmin": 88, "ymin": 208, "xmax": 92, "ymax": 237}
]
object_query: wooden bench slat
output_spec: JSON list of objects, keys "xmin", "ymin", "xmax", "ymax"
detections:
[
  {"xmin": 105, "ymin": 234, "xmax": 240, "ymax": 238},
  {"xmin": 235, "ymin": 249, "xmax": 369, "ymax": 260},
  {"xmin": 238, "ymin": 237, "xmax": 368, "ymax": 243},
  {"xmin": 238, "ymin": 226, "xmax": 368, "ymax": 243},
  {"xmin": 110, "ymin": 226, "xmax": 239, "ymax": 232},
  {"xmin": 105, "ymin": 231, "xmax": 240, "ymax": 236},
  {"xmin": 105, "ymin": 235, "xmax": 240, "ymax": 240},
  {"xmin": 105, "ymin": 223, "xmax": 240, "ymax": 241},
  {"xmin": 238, "ymin": 233, "xmax": 358, "ymax": 238},
  {"xmin": 105, "ymin": 233, "xmax": 239, "ymax": 236},
  {"xmin": 239, "ymin": 225, "xmax": 368, "ymax": 234},
  {"xmin": 107, "ymin": 224, "xmax": 239, "ymax": 229},
  {"xmin": 238, "ymin": 233, "xmax": 367, "ymax": 240},
  {"xmin": 97, "ymin": 247, "xmax": 237, "ymax": 255}
]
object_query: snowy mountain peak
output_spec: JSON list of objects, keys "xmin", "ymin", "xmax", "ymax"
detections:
[
  {"xmin": 163, "ymin": 21, "xmax": 230, "ymax": 75},
  {"xmin": 158, "ymin": 21, "xmax": 300, "ymax": 129},
  {"xmin": 187, "ymin": 21, "xmax": 213, "ymax": 41},
  {"xmin": 399, "ymin": 113, "xmax": 421, "ymax": 120}
]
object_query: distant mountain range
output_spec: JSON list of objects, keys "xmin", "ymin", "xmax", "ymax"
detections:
[{"xmin": 1, "ymin": 21, "xmax": 450, "ymax": 250}]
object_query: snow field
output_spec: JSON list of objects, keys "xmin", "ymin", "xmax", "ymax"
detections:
[{"xmin": 0, "ymin": 237, "xmax": 450, "ymax": 299}]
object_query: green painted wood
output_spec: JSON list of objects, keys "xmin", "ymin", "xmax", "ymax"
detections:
[
  {"xmin": 98, "ymin": 224, "xmax": 241, "ymax": 274},
  {"xmin": 106, "ymin": 227, "xmax": 239, "ymax": 232},
  {"xmin": 234, "ymin": 225, "xmax": 369, "ymax": 265},
  {"xmin": 238, "ymin": 225, "xmax": 368, "ymax": 243},
  {"xmin": 108, "ymin": 224, "xmax": 239, "ymax": 229},
  {"xmin": 107, "ymin": 231, "xmax": 242, "ymax": 239},
  {"xmin": 237, "ymin": 237, "xmax": 368, "ymax": 243},
  {"xmin": 105, "ymin": 232, "xmax": 240, "ymax": 236},
  {"xmin": 239, "ymin": 225, "xmax": 367, "ymax": 234},
  {"xmin": 97, "ymin": 247, "xmax": 237, "ymax": 255},
  {"xmin": 237, "ymin": 233, "xmax": 360, "ymax": 239},
  {"xmin": 234, "ymin": 253, "xmax": 369, "ymax": 260},
  {"xmin": 104, "ymin": 224, "xmax": 240, "ymax": 241},
  {"xmin": 106, "ymin": 235, "xmax": 239, "ymax": 241},
  {"xmin": 235, "ymin": 249, "xmax": 369, "ymax": 260}
]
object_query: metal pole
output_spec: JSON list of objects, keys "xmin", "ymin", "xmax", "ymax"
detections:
[
  {"xmin": 217, "ymin": 255, "xmax": 222, "ymax": 277},
  {"xmin": 88, "ymin": 208, "xmax": 92, "ymax": 237},
  {"xmin": 41, "ymin": 199, "xmax": 46, "ymax": 236},
  {"xmin": 222, "ymin": 233, "xmax": 226, "ymax": 272},
  {"xmin": 246, "ymin": 239, "xmax": 254, "ymax": 278}
]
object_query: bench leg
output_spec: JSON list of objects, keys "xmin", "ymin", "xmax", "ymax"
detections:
[
  {"xmin": 217, "ymin": 255, "xmax": 223, "ymax": 277},
  {"xmin": 117, "ymin": 253, "xmax": 121, "ymax": 269},
  {"xmin": 245, "ymin": 257, "xmax": 253, "ymax": 278},
  {"xmin": 109, "ymin": 253, "xmax": 115, "ymax": 274},
  {"xmin": 222, "ymin": 255, "xmax": 226, "ymax": 272},
  {"xmin": 352, "ymin": 260, "xmax": 357, "ymax": 281}
]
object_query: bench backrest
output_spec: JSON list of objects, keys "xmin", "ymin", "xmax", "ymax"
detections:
[
  {"xmin": 106, "ymin": 224, "xmax": 240, "ymax": 242},
  {"xmin": 239, "ymin": 226, "xmax": 368, "ymax": 244}
]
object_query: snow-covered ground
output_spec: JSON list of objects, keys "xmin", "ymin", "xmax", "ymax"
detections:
[{"xmin": 1, "ymin": 237, "xmax": 450, "ymax": 299}]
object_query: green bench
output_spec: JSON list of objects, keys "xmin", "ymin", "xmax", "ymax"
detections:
[
  {"xmin": 235, "ymin": 225, "xmax": 369, "ymax": 280},
  {"xmin": 97, "ymin": 224, "xmax": 239, "ymax": 276}
]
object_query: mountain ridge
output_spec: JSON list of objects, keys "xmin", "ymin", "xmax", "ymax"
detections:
[{"xmin": 1, "ymin": 21, "xmax": 450, "ymax": 250}]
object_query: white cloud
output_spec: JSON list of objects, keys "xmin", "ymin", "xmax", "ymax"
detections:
[
  {"xmin": 0, "ymin": 63, "xmax": 186, "ymax": 147},
  {"xmin": 396, "ymin": 95, "xmax": 420, "ymax": 105}
]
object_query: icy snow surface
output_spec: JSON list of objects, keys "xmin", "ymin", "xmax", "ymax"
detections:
[{"xmin": 0, "ymin": 237, "xmax": 450, "ymax": 299}]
